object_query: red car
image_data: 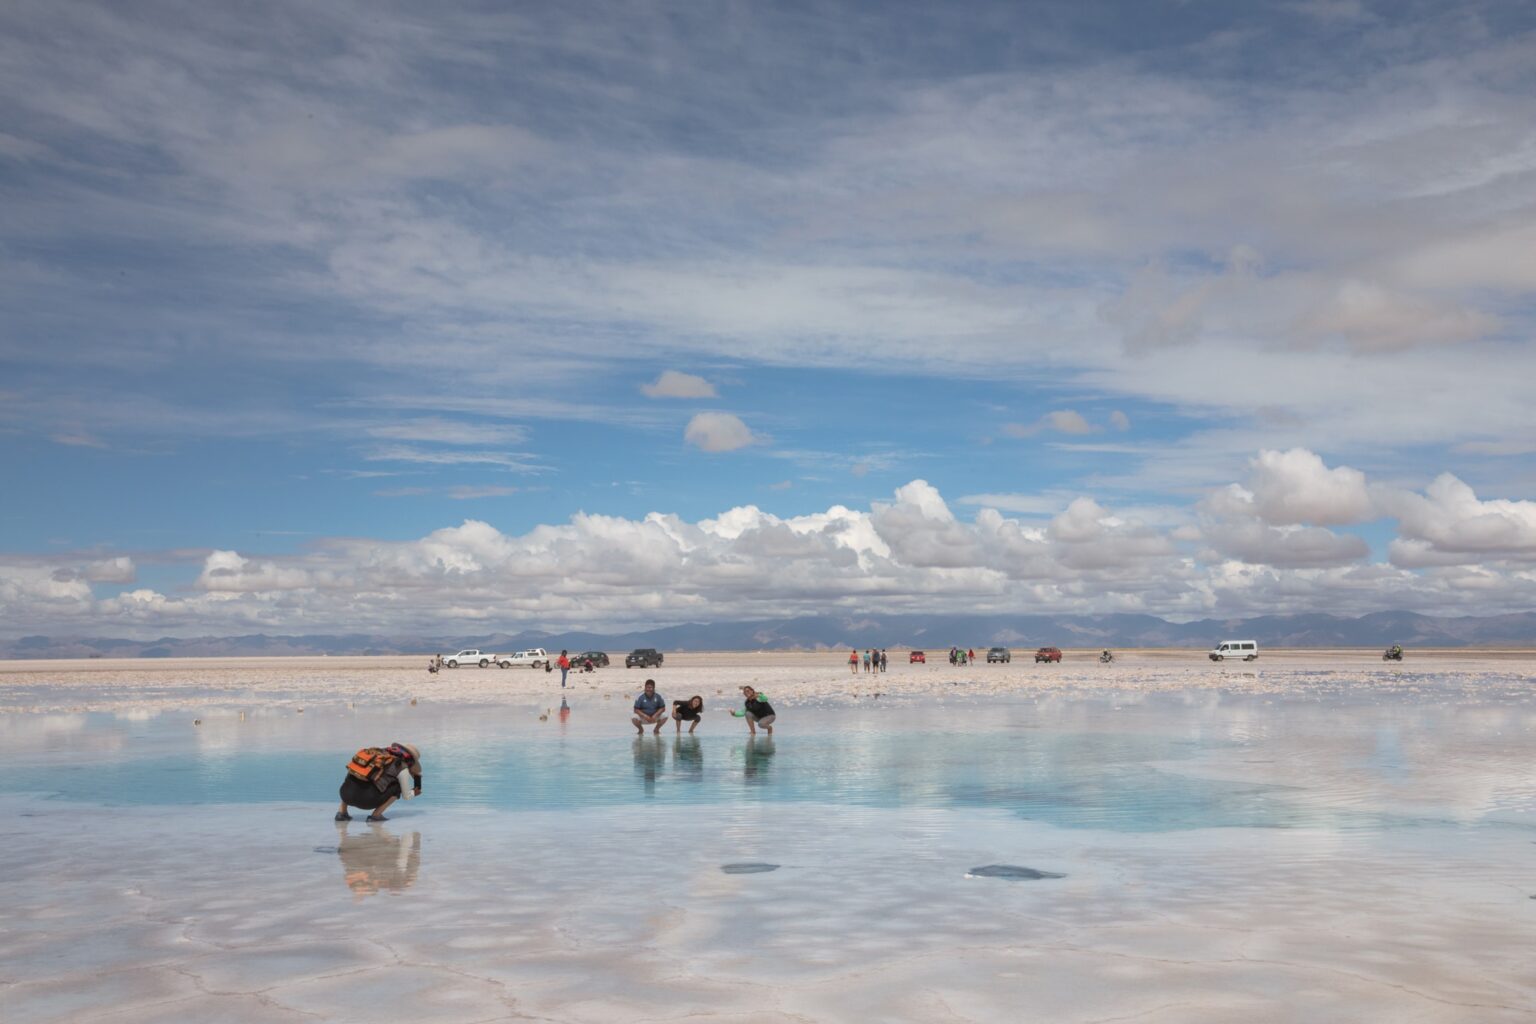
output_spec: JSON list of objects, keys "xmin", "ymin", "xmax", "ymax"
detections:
[
  {"xmin": 909, "ymin": 650, "xmax": 926, "ymax": 664},
  {"xmin": 1034, "ymin": 647, "xmax": 1062, "ymax": 663}
]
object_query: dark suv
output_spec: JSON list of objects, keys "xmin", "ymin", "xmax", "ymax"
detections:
[
  {"xmin": 986, "ymin": 647, "xmax": 1011, "ymax": 663},
  {"xmin": 625, "ymin": 648, "xmax": 664, "ymax": 668}
]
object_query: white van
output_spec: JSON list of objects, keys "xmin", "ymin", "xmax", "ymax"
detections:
[{"xmin": 1209, "ymin": 640, "xmax": 1259, "ymax": 662}]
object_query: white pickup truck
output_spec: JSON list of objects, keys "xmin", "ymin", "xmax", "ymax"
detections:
[
  {"xmin": 442, "ymin": 649, "xmax": 512, "ymax": 669},
  {"xmin": 502, "ymin": 648, "xmax": 550, "ymax": 669}
]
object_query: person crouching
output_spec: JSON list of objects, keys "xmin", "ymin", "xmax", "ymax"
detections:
[
  {"xmin": 632, "ymin": 679, "xmax": 669, "ymax": 735},
  {"xmin": 337, "ymin": 742, "xmax": 422, "ymax": 822}
]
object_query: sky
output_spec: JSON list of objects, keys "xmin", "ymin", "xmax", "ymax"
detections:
[{"xmin": 3, "ymin": 0, "xmax": 1536, "ymax": 638}]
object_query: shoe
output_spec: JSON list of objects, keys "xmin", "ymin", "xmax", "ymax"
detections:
[
  {"xmin": 366, "ymin": 814, "xmax": 388, "ymax": 822},
  {"xmin": 334, "ymin": 812, "xmax": 351, "ymax": 821}
]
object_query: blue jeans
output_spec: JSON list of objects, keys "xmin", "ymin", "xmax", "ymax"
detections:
[{"xmin": 560, "ymin": 668, "xmax": 568, "ymax": 687}]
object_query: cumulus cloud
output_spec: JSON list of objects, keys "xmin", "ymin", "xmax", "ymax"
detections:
[
  {"xmin": 1245, "ymin": 448, "xmax": 1374, "ymax": 526},
  {"xmin": 641, "ymin": 371, "xmax": 717, "ymax": 399},
  {"xmin": 9, "ymin": 463, "xmax": 1536, "ymax": 637},
  {"xmin": 1196, "ymin": 450, "xmax": 1375, "ymax": 566},
  {"xmin": 684, "ymin": 411, "xmax": 758, "ymax": 452},
  {"xmin": 1384, "ymin": 474, "xmax": 1536, "ymax": 566}
]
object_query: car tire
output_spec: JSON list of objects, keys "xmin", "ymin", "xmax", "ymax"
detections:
[
  {"xmin": 479, "ymin": 658, "xmax": 489, "ymax": 668},
  {"xmin": 447, "ymin": 661, "xmax": 458, "ymax": 668},
  {"xmin": 499, "ymin": 661, "xmax": 510, "ymax": 669}
]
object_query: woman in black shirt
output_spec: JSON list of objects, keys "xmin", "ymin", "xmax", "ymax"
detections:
[{"xmin": 672, "ymin": 694, "xmax": 705, "ymax": 734}]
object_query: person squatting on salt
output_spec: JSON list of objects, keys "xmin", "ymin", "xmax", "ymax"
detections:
[
  {"xmin": 336, "ymin": 742, "xmax": 422, "ymax": 823},
  {"xmin": 633, "ymin": 678, "xmax": 669, "ymax": 735}
]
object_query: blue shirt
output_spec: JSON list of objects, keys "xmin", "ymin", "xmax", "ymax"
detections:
[{"xmin": 634, "ymin": 691, "xmax": 665, "ymax": 713}]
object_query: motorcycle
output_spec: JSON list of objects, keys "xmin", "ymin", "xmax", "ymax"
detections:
[
  {"xmin": 1382, "ymin": 647, "xmax": 1403, "ymax": 661},
  {"xmin": 1099, "ymin": 651, "xmax": 1114, "ymax": 664}
]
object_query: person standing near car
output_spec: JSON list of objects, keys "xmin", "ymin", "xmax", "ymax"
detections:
[{"xmin": 558, "ymin": 650, "xmax": 570, "ymax": 688}]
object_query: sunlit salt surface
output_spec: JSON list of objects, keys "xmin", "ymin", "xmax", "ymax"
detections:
[{"xmin": 5, "ymin": 683, "xmax": 1535, "ymax": 1023}]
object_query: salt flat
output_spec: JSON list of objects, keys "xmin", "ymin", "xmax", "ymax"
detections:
[
  {"xmin": 2, "ymin": 649, "xmax": 1534, "ymax": 715},
  {"xmin": 2, "ymin": 655, "xmax": 1534, "ymax": 1023}
]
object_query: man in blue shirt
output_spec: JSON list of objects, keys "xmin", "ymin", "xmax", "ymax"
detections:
[{"xmin": 632, "ymin": 678, "xmax": 669, "ymax": 735}]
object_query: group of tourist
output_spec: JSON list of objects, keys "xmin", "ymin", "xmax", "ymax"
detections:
[
  {"xmin": 850, "ymin": 648, "xmax": 888, "ymax": 673},
  {"xmin": 336, "ymin": 681, "xmax": 780, "ymax": 819},
  {"xmin": 631, "ymin": 679, "xmax": 776, "ymax": 736}
]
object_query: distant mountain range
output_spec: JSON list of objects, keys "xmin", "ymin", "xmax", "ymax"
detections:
[{"xmin": 4, "ymin": 610, "xmax": 1533, "ymax": 659}]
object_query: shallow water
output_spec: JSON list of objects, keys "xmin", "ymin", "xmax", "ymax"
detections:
[{"xmin": 5, "ymin": 684, "xmax": 1536, "ymax": 1023}]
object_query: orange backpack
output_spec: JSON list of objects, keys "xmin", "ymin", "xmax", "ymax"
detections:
[{"xmin": 346, "ymin": 746, "xmax": 398, "ymax": 783}]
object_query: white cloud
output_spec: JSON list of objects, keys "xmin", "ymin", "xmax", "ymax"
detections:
[
  {"xmin": 1002, "ymin": 410, "xmax": 1098, "ymax": 438},
  {"xmin": 1245, "ymin": 448, "xmax": 1374, "ymax": 526},
  {"xmin": 1299, "ymin": 280, "xmax": 1496, "ymax": 351},
  {"xmin": 684, "ymin": 411, "xmax": 758, "ymax": 452},
  {"xmin": 1201, "ymin": 516, "xmax": 1370, "ymax": 568},
  {"xmin": 1383, "ymin": 474, "xmax": 1536, "ymax": 565},
  {"xmin": 1195, "ymin": 450, "xmax": 1374, "ymax": 567},
  {"xmin": 365, "ymin": 446, "xmax": 542, "ymax": 470},
  {"xmin": 364, "ymin": 419, "xmax": 529, "ymax": 446},
  {"xmin": 448, "ymin": 485, "xmax": 519, "ymax": 500},
  {"xmin": 82, "ymin": 556, "xmax": 136, "ymax": 584},
  {"xmin": 641, "ymin": 371, "xmax": 717, "ymax": 399},
  {"xmin": 10, "ymin": 462, "xmax": 1536, "ymax": 637},
  {"xmin": 1108, "ymin": 410, "xmax": 1130, "ymax": 431}
]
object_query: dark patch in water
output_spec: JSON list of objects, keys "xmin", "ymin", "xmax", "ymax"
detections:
[
  {"xmin": 721, "ymin": 862, "xmax": 779, "ymax": 874},
  {"xmin": 312, "ymin": 845, "xmax": 339, "ymax": 854},
  {"xmin": 966, "ymin": 864, "xmax": 1065, "ymax": 881}
]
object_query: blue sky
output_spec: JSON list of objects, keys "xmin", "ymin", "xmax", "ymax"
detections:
[{"xmin": 3, "ymin": 0, "xmax": 1536, "ymax": 636}]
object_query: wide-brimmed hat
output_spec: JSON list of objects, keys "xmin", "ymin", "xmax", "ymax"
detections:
[{"xmin": 396, "ymin": 742, "xmax": 422, "ymax": 766}]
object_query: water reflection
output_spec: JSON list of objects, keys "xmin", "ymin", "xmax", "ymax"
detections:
[
  {"xmin": 633, "ymin": 737, "xmax": 667, "ymax": 797},
  {"xmin": 673, "ymin": 736, "xmax": 703, "ymax": 781},
  {"xmin": 336, "ymin": 822, "xmax": 421, "ymax": 899},
  {"xmin": 743, "ymin": 736, "xmax": 775, "ymax": 784}
]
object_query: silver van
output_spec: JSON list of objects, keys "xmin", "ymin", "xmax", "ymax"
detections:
[{"xmin": 1209, "ymin": 640, "xmax": 1259, "ymax": 662}]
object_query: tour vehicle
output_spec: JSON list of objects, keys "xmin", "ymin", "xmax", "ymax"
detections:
[{"xmin": 1208, "ymin": 640, "xmax": 1259, "ymax": 662}]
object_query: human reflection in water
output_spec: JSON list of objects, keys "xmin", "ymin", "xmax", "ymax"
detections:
[
  {"xmin": 336, "ymin": 822, "xmax": 421, "ymax": 900},
  {"xmin": 672, "ymin": 735, "xmax": 703, "ymax": 781},
  {"xmin": 559, "ymin": 697, "xmax": 571, "ymax": 729},
  {"xmin": 633, "ymin": 737, "xmax": 667, "ymax": 797},
  {"xmin": 742, "ymin": 735, "xmax": 776, "ymax": 784}
]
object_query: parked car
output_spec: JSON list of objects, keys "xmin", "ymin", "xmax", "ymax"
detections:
[
  {"xmin": 1208, "ymin": 640, "xmax": 1259, "ymax": 662},
  {"xmin": 573, "ymin": 650, "xmax": 610, "ymax": 668},
  {"xmin": 986, "ymin": 647, "xmax": 1011, "ymax": 663},
  {"xmin": 503, "ymin": 648, "xmax": 550, "ymax": 669},
  {"xmin": 625, "ymin": 648, "xmax": 664, "ymax": 668},
  {"xmin": 909, "ymin": 650, "xmax": 926, "ymax": 664},
  {"xmin": 1034, "ymin": 647, "xmax": 1062, "ymax": 663},
  {"xmin": 444, "ymin": 649, "xmax": 509, "ymax": 669}
]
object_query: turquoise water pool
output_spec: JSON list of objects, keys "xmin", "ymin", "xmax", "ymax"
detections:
[{"xmin": 8, "ymin": 691, "xmax": 1528, "ymax": 833}]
